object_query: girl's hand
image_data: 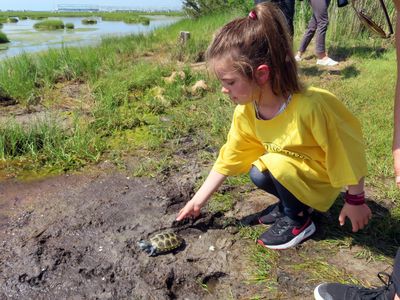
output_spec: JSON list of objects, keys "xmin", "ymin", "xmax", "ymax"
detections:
[
  {"xmin": 338, "ymin": 203, "xmax": 372, "ymax": 232},
  {"xmin": 176, "ymin": 199, "xmax": 203, "ymax": 221}
]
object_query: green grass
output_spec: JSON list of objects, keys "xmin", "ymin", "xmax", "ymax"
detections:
[
  {"xmin": 65, "ymin": 23, "xmax": 74, "ymax": 29},
  {"xmin": 81, "ymin": 18, "xmax": 97, "ymax": 25},
  {"xmin": 0, "ymin": 31, "xmax": 9, "ymax": 43},
  {"xmin": 34, "ymin": 20, "xmax": 65, "ymax": 30},
  {"xmin": 7, "ymin": 17, "xmax": 18, "ymax": 23}
]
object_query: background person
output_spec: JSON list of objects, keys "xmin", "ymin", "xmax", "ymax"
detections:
[
  {"xmin": 295, "ymin": 0, "xmax": 338, "ymax": 66},
  {"xmin": 254, "ymin": 0, "xmax": 295, "ymax": 35}
]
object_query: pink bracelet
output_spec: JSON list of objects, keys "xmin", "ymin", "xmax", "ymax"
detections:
[{"xmin": 344, "ymin": 191, "xmax": 365, "ymax": 205}]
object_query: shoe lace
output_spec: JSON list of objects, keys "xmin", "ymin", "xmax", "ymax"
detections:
[{"xmin": 357, "ymin": 272, "xmax": 394, "ymax": 298}]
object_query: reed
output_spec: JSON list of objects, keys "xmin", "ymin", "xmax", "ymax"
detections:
[
  {"xmin": 65, "ymin": 23, "xmax": 74, "ymax": 29},
  {"xmin": 0, "ymin": 32, "xmax": 8, "ymax": 43},
  {"xmin": 81, "ymin": 18, "xmax": 97, "ymax": 25},
  {"xmin": 34, "ymin": 19, "xmax": 65, "ymax": 30},
  {"xmin": 7, "ymin": 17, "xmax": 18, "ymax": 23}
]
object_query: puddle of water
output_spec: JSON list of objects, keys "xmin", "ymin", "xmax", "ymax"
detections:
[{"xmin": 0, "ymin": 15, "xmax": 181, "ymax": 59}]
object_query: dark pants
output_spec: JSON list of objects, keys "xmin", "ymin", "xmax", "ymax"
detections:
[
  {"xmin": 298, "ymin": 0, "xmax": 330, "ymax": 54},
  {"xmin": 249, "ymin": 166, "xmax": 309, "ymax": 219},
  {"xmin": 394, "ymin": 248, "xmax": 400, "ymax": 295},
  {"xmin": 254, "ymin": 0, "xmax": 295, "ymax": 36}
]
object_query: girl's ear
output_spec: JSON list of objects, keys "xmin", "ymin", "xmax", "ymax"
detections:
[{"xmin": 255, "ymin": 65, "xmax": 270, "ymax": 85}]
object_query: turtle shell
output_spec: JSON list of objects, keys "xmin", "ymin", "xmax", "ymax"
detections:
[{"xmin": 149, "ymin": 231, "xmax": 183, "ymax": 254}]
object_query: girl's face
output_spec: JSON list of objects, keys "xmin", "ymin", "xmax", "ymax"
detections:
[{"xmin": 213, "ymin": 59, "xmax": 259, "ymax": 105}]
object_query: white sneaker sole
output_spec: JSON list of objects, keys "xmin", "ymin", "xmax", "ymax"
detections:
[
  {"xmin": 260, "ymin": 221, "xmax": 316, "ymax": 250},
  {"xmin": 313, "ymin": 284, "xmax": 325, "ymax": 300}
]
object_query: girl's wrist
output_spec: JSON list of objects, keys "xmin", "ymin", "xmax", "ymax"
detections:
[{"xmin": 344, "ymin": 191, "xmax": 365, "ymax": 205}]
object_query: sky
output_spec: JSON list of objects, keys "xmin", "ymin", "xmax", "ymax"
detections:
[{"xmin": 0, "ymin": 0, "xmax": 183, "ymax": 11}]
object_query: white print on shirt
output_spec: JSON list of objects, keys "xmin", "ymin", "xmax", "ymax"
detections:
[{"xmin": 262, "ymin": 142, "xmax": 310, "ymax": 160}]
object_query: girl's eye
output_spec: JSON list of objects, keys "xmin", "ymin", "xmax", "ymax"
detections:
[{"xmin": 227, "ymin": 81, "xmax": 235, "ymax": 86}]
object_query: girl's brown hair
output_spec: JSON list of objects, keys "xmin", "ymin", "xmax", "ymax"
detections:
[{"xmin": 206, "ymin": 2, "xmax": 302, "ymax": 96}]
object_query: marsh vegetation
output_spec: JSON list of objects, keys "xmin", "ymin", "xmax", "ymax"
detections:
[
  {"xmin": 81, "ymin": 18, "xmax": 97, "ymax": 25},
  {"xmin": 0, "ymin": 32, "xmax": 9, "ymax": 43},
  {"xmin": 0, "ymin": 0, "xmax": 399, "ymax": 298},
  {"xmin": 33, "ymin": 19, "xmax": 65, "ymax": 30}
]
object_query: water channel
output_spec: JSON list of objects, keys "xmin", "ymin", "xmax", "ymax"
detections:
[{"xmin": 0, "ymin": 15, "xmax": 182, "ymax": 60}]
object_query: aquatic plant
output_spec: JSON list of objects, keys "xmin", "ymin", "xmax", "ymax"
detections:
[
  {"xmin": 7, "ymin": 17, "xmax": 18, "ymax": 23},
  {"xmin": 34, "ymin": 20, "xmax": 65, "ymax": 30},
  {"xmin": 0, "ymin": 31, "xmax": 9, "ymax": 44},
  {"xmin": 65, "ymin": 23, "xmax": 74, "ymax": 29},
  {"xmin": 81, "ymin": 18, "xmax": 97, "ymax": 25}
]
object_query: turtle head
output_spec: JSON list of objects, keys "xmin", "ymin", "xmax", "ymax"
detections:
[{"xmin": 138, "ymin": 240, "xmax": 156, "ymax": 256}]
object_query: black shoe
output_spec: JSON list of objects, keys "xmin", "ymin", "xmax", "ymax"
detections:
[
  {"xmin": 257, "ymin": 215, "xmax": 316, "ymax": 250},
  {"xmin": 258, "ymin": 202, "xmax": 284, "ymax": 225},
  {"xmin": 314, "ymin": 272, "xmax": 396, "ymax": 300}
]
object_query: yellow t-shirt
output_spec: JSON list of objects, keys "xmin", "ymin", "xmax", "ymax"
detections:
[{"xmin": 212, "ymin": 86, "xmax": 367, "ymax": 211}]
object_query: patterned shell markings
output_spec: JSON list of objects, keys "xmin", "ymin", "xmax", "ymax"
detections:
[
  {"xmin": 150, "ymin": 232, "xmax": 183, "ymax": 253},
  {"xmin": 139, "ymin": 231, "xmax": 184, "ymax": 256}
]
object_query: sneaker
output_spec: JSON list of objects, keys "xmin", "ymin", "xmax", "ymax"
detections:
[
  {"xmin": 295, "ymin": 54, "xmax": 302, "ymax": 62},
  {"xmin": 316, "ymin": 57, "xmax": 338, "ymax": 66},
  {"xmin": 257, "ymin": 215, "xmax": 316, "ymax": 250},
  {"xmin": 314, "ymin": 272, "xmax": 396, "ymax": 300},
  {"xmin": 258, "ymin": 202, "xmax": 284, "ymax": 225}
]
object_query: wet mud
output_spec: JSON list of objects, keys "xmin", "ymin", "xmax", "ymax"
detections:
[
  {"xmin": 0, "ymin": 166, "xmax": 393, "ymax": 299},
  {"xmin": 0, "ymin": 169, "xmax": 274, "ymax": 300}
]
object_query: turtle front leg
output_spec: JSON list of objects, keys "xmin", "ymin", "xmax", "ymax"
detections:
[{"xmin": 149, "ymin": 246, "xmax": 157, "ymax": 256}]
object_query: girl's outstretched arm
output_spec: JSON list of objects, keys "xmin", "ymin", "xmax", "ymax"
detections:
[
  {"xmin": 176, "ymin": 170, "xmax": 227, "ymax": 221},
  {"xmin": 338, "ymin": 177, "xmax": 372, "ymax": 232}
]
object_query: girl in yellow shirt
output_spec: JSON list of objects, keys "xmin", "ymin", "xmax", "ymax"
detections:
[{"xmin": 176, "ymin": 2, "xmax": 372, "ymax": 249}]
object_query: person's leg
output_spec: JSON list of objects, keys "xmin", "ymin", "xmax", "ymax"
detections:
[
  {"xmin": 312, "ymin": 0, "xmax": 330, "ymax": 58},
  {"xmin": 249, "ymin": 166, "xmax": 285, "ymax": 224},
  {"xmin": 275, "ymin": 0, "xmax": 295, "ymax": 36},
  {"xmin": 297, "ymin": 10, "xmax": 318, "ymax": 58},
  {"xmin": 394, "ymin": 248, "xmax": 400, "ymax": 298},
  {"xmin": 269, "ymin": 173, "xmax": 310, "ymax": 219},
  {"xmin": 254, "ymin": 0, "xmax": 295, "ymax": 36},
  {"xmin": 255, "ymin": 170, "xmax": 316, "ymax": 249},
  {"xmin": 249, "ymin": 166, "xmax": 280, "ymax": 198}
]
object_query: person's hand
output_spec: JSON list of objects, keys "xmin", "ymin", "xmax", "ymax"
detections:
[
  {"xmin": 394, "ymin": 148, "xmax": 400, "ymax": 188},
  {"xmin": 339, "ymin": 203, "xmax": 372, "ymax": 232},
  {"xmin": 176, "ymin": 199, "xmax": 203, "ymax": 221}
]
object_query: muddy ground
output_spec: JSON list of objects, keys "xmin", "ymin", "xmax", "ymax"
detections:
[{"xmin": 0, "ymin": 157, "xmax": 394, "ymax": 300}]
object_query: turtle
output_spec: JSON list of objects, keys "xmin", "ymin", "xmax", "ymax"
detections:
[{"xmin": 138, "ymin": 231, "xmax": 183, "ymax": 256}]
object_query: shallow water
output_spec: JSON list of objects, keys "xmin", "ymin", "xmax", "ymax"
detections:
[{"xmin": 0, "ymin": 15, "xmax": 181, "ymax": 59}]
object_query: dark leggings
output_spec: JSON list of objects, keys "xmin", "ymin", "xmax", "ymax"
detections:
[
  {"xmin": 298, "ymin": 0, "xmax": 330, "ymax": 54},
  {"xmin": 254, "ymin": 0, "xmax": 295, "ymax": 36},
  {"xmin": 249, "ymin": 166, "xmax": 310, "ymax": 219},
  {"xmin": 394, "ymin": 248, "xmax": 400, "ymax": 295}
]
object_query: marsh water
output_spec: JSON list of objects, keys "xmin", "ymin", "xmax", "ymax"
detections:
[{"xmin": 0, "ymin": 15, "xmax": 181, "ymax": 59}]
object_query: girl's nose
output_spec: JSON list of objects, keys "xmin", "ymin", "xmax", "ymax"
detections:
[{"xmin": 221, "ymin": 86, "xmax": 229, "ymax": 94}]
